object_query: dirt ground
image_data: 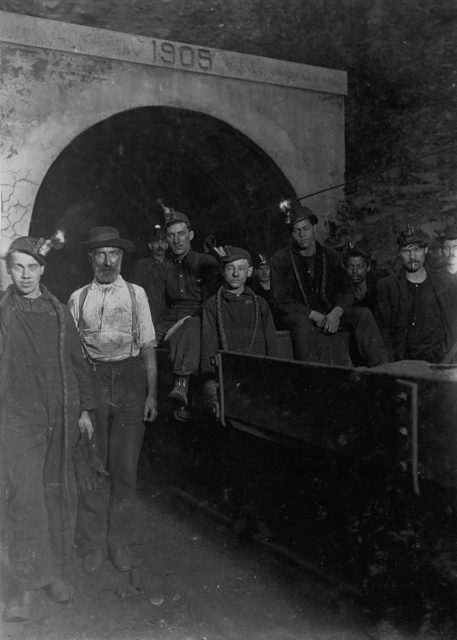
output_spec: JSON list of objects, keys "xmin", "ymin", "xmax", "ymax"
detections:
[{"xmin": 0, "ymin": 484, "xmax": 401, "ymax": 640}]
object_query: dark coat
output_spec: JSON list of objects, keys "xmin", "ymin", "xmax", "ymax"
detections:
[
  {"xmin": 376, "ymin": 267, "xmax": 453, "ymax": 361},
  {"xmin": 352, "ymin": 270, "xmax": 388, "ymax": 313},
  {"xmin": 156, "ymin": 248, "xmax": 221, "ymax": 317},
  {"xmin": 270, "ymin": 242, "xmax": 354, "ymax": 318},
  {"xmin": 201, "ymin": 286, "xmax": 278, "ymax": 377},
  {"xmin": 131, "ymin": 255, "xmax": 164, "ymax": 324}
]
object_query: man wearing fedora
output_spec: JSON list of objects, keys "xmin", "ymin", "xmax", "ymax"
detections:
[
  {"xmin": 377, "ymin": 225, "xmax": 453, "ymax": 362},
  {"xmin": 0, "ymin": 235, "xmax": 96, "ymax": 621},
  {"xmin": 68, "ymin": 226, "xmax": 158, "ymax": 574},
  {"xmin": 154, "ymin": 210, "xmax": 220, "ymax": 408},
  {"xmin": 270, "ymin": 205, "xmax": 388, "ymax": 366}
]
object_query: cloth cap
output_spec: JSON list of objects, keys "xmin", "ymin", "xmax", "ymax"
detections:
[
  {"xmin": 84, "ymin": 226, "xmax": 134, "ymax": 253},
  {"xmin": 163, "ymin": 210, "xmax": 191, "ymax": 228},
  {"xmin": 219, "ymin": 246, "xmax": 252, "ymax": 265},
  {"xmin": 6, "ymin": 236, "xmax": 47, "ymax": 265},
  {"xmin": 396, "ymin": 225, "xmax": 428, "ymax": 248},
  {"xmin": 290, "ymin": 205, "xmax": 318, "ymax": 228},
  {"xmin": 440, "ymin": 224, "xmax": 457, "ymax": 243},
  {"xmin": 254, "ymin": 253, "xmax": 270, "ymax": 268}
]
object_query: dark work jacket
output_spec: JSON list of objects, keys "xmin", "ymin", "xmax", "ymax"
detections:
[
  {"xmin": 0, "ymin": 285, "xmax": 96, "ymax": 426},
  {"xmin": 201, "ymin": 286, "xmax": 278, "ymax": 377},
  {"xmin": 376, "ymin": 268, "xmax": 453, "ymax": 361},
  {"xmin": 156, "ymin": 248, "xmax": 220, "ymax": 319},
  {"xmin": 440, "ymin": 270, "xmax": 457, "ymax": 347},
  {"xmin": 249, "ymin": 276, "xmax": 285, "ymax": 328},
  {"xmin": 270, "ymin": 242, "xmax": 354, "ymax": 318},
  {"xmin": 352, "ymin": 271, "xmax": 386, "ymax": 313},
  {"xmin": 131, "ymin": 255, "xmax": 164, "ymax": 324},
  {"xmin": 0, "ymin": 285, "xmax": 96, "ymax": 560}
]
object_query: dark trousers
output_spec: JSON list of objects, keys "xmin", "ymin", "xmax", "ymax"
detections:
[
  {"xmin": 76, "ymin": 357, "xmax": 146, "ymax": 554},
  {"xmin": 156, "ymin": 306, "xmax": 201, "ymax": 377},
  {"xmin": 283, "ymin": 307, "xmax": 389, "ymax": 366},
  {"xmin": 3, "ymin": 428, "xmax": 57, "ymax": 590}
]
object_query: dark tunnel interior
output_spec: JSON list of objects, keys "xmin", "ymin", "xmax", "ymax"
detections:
[{"xmin": 29, "ymin": 106, "xmax": 296, "ymax": 302}]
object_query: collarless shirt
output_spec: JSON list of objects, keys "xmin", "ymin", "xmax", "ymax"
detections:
[
  {"xmin": 163, "ymin": 248, "xmax": 219, "ymax": 307},
  {"xmin": 68, "ymin": 275, "xmax": 156, "ymax": 362},
  {"xmin": 405, "ymin": 276, "xmax": 446, "ymax": 361}
]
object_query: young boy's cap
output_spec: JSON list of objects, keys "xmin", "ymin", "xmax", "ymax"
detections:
[
  {"xmin": 216, "ymin": 246, "xmax": 252, "ymax": 265},
  {"xmin": 6, "ymin": 236, "xmax": 47, "ymax": 265}
]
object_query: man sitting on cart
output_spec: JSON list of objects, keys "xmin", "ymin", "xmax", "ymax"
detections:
[{"xmin": 270, "ymin": 205, "xmax": 388, "ymax": 366}]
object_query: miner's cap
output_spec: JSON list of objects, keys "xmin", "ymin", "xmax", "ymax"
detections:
[
  {"xmin": 290, "ymin": 206, "xmax": 318, "ymax": 228},
  {"xmin": 6, "ymin": 236, "xmax": 47, "ymax": 266},
  {"xmin": 253, "ymin": 253, "xmax": 270, "ymax": 268},
  {"xmin": 84, "ymin": 226, "xmax": 135, "ymax": 253},
  {"xmin": 150, "ymin": 225, "xmax": 167, "ymax": 241},
  {"xmin": 396, "ymin": 226, "xmax": 428, "ymax": 248},
  {"xmin": 163, "ymin": 211, "xmax": 191, "ymax": 229},
  {"xmin": 219, "ymin": 246, "xmax": 252, "ymax": 265}
]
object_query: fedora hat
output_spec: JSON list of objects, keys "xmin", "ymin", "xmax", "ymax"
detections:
[{"xmin": 84, "ymin": 226, "xmax": 134, "ymax": 253}]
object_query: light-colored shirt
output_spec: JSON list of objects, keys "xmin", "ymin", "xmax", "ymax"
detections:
[{"xmin": 68, "ymin": 276, "xmax": 156, "ymax": 362}]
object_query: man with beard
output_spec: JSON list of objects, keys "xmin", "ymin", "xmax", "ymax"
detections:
[
  {"xmin": 68, "ymin": 227, "xmax": 158, "ymax": 575},
  {"xmin": 376, "ymin": 225, "xmax": 453, "ymax": 362},
  {"xmin": 0, "ymin": 236, "xmax": 95, "ymax": 621},
  {"xmin": 270, "ymin": 206, "xmax": 388, "ymax": 365}
]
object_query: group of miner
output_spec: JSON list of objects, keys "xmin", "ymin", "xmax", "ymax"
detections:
[{"xmin": 1, "ymin": 203, "xmax": 457, "ymax": 622}]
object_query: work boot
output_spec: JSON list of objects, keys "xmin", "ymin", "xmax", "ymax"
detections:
[
  {"xmin": 110, "ymin": 546, "xmax": 132, "ymax": 572},
  {"xmin": 3, "ymin": 590, "xmax": 37, "ymax": 622},
  {"xmin": 44, "ymin": 577, "xmax": 73, "ymax": 603},
  {"xmin": 83, "ymin": 548, "xmax": 104, "ymax": 574},
  {"xmin": 168, "ymin": 376, "xmax": 190, "ymax": 406}
]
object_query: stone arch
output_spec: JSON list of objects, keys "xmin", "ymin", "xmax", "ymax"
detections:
[
  {"xmin": 0, "ymin": 11, "xmax": 346, "ymax": 291},
  {"xmin": 30, "ymin": 106, "xmax": 296, "ymax": 301}
]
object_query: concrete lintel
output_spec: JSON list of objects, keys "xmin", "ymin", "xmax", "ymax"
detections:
[{"xmin": 0, "ymin": 10, "xmax": 347, "ymax": 96}]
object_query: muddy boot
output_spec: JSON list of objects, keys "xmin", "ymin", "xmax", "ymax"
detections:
[
  {"xmin": 3, "ymin": 590, "xmax": 38, "ymax": 622},
  {"xmin": 168, "ymin": 376, "xmax": 190, "ymax": 406},
  {"xmin": 44, "ymin": 577, "xmax": 73, "ymax": 603}
]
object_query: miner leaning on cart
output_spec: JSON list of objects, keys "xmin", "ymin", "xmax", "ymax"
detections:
[{"xmin": 0, "ymin": 236, "xmax": 96, "ymax": 622}]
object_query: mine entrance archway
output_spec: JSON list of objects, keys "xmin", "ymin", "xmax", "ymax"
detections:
[{"xmin": 30, "ymin": 106, "xmax": 295, "ymax": 302}]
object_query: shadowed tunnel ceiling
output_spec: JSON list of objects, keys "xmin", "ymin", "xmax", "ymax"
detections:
[{"xmin": 30, "ymin": 106, "xmax": 296, "ymax": 301}]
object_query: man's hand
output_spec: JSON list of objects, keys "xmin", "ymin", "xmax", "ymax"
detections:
[
  {"xmin": 78, "ymin": 410, "xmax": 94, "ymax": 439},
  {"xmin": 323, "ymin": 306, "xmax": 344, "ymax": 334},
  {"xmin": 309, "ymin": 310, "xmax": 326, "ymax": 328},
  {"xmin": 143, "ymin": 392, "xmax": 158, "ymax": 423}
]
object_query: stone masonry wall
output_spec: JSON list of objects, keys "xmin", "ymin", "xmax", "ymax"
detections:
[{"xmin": 1, "ymin": 0, "xmax": 456, "ymax": 267}]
